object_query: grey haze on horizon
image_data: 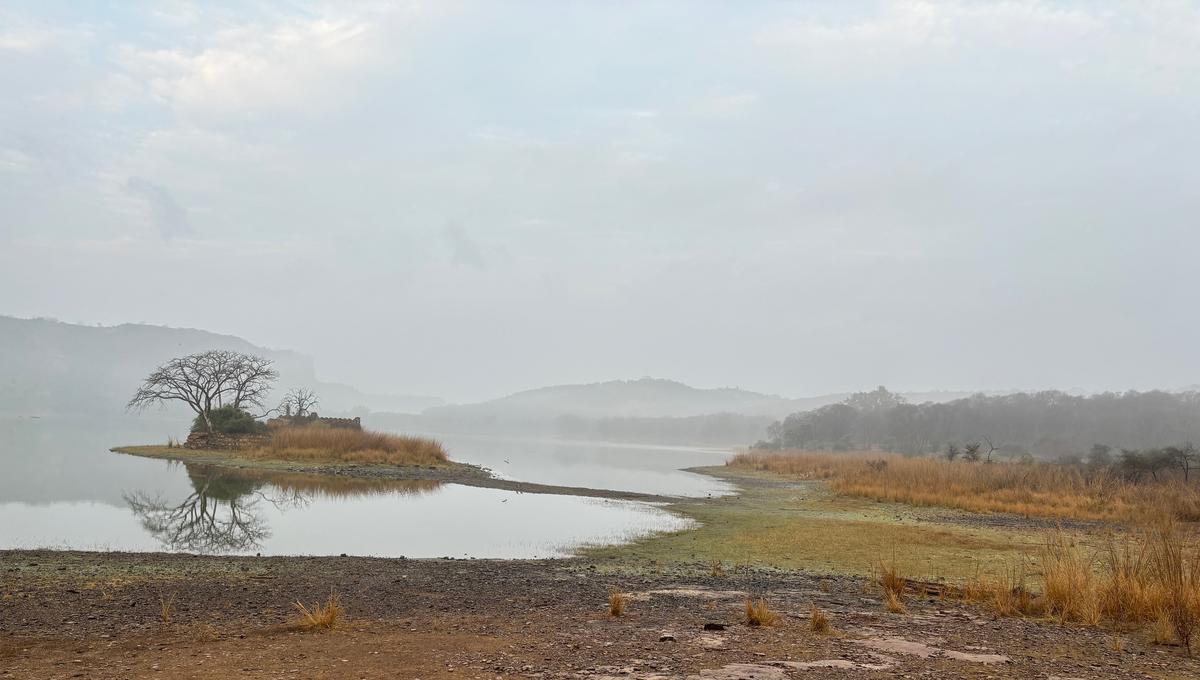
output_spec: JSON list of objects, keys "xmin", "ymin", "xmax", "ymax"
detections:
[{"xmin": 2, "ymin": 1, "xmax": 1198, "ymax": 403}]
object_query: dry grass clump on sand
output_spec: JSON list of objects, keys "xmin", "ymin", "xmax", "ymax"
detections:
[
  {"xmin": 877, "ymin": 560, "xmax": 907, "ymax": 614},
  {"xmin": 744, "ymin": 598, "xmax": 778, "ymax": 626},
  {"xmin": 809, "ymin": 605, "xmax": 831, "ymax": 633},
  {"xmin": 729, "ymin": 450, "xmax": 1200, "ymax": 523},
  {"xmin": 294, "ymin": 590, "xmax": 341, "ymax": 630},
  {"xmin": 608, "ymin": 587, "xmax": 625, "ymax": 617},
  {"xmin": 249, "ymin": 426, "xmax": 448, "ymax": 467}
]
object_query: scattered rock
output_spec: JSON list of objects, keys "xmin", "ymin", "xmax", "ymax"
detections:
[
  {"xmin": 854, "ymin": 637, "xmax": 1010, "ymax": 665},
  {"xmin": 687, "ymin": 663, "xmax": 787, "ymax": 680},
  {"xmin": 702, "ymin": 623, "xmax": 726, "ymax": 631}
]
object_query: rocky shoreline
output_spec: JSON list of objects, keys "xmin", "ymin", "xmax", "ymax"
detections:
[{"xmin": 3, "ymin": 550, "xmax": 1197, "ymax": 679}]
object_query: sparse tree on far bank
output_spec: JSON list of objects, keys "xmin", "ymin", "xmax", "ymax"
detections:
[
  {"xmin": 280, "ymin": 387, "xmax": 319, "ymax": 418},
  {"xmin": 962, "ymin": 442, "xmax": 982, "ymax": 462}
]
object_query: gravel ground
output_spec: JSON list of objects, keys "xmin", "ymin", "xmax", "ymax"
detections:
[{"xmin": 3, "ymin": 550, "xmax": 1197, "ymax": 679}]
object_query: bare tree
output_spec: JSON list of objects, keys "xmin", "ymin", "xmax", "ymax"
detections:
[
  {"xmin": 1163, "ymin": 443, "xmax": 1199, "ymax": 482},
  {"xmin": 279, "ymin": 387, "xmax": 320, "ymax": 418},
  {"xmin": 981, "ymin": 436, "xmax": 999, "ymax": 464},
  {"xmin": 127, "ymin": 350, "xmax": 278, "ymax": 432}
]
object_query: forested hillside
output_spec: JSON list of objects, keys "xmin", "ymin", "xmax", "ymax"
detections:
[{"xmin": 760, "ymin": 387, "xmax": 1200, "ymax": 458}]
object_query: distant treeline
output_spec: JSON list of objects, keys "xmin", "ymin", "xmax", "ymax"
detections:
[{"xmin": 757, "ymin": 387, "xmax": 1200, "ymax": 459}]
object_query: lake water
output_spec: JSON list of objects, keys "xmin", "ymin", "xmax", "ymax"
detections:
[{"xmin": 0, "ymin": 417, "xmax": 733, "ymax": 558}]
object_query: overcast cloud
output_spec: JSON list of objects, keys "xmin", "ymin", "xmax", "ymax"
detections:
[{"xmin": 1, "ymin": 1, "xmax": 1198, "ymax": 402}]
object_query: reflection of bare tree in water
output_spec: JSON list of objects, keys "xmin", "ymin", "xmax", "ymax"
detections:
[
  {"xmin": 125, "ymin": 462, "xmax": 443, "ymax": 554},
  {"xmin": 124, "ymin": 467, "xmax": 276, "ymax": 553}
]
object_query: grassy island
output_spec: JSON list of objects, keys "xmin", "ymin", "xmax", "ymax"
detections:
[{"xmin": 252, "ymin": 426, "xmax": 448, "ymax": 466}]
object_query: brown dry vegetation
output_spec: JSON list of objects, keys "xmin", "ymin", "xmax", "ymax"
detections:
[
  {"xmin": 608, "ymin": 587, "xmax": 626, "ymax": 617},
  {"xmin": 730, "ymin": 450, "xmax": 1200, "ymax": 523},
  {"xmin": 294, "ymin": 590, "xmax": 341, "ymax": 630},
  {"xmin": 809, "ymin": 605, "xmax": 830, "ymax": 633},
  {"xmin": 743, "ymin": 598, "xmax": 778, "ymax": 627},
  {"xmin": 247, "ymin": 426, "xmax": 448, "ymax": 467},
  {"xmin": 954, "ymin": 524, "xmax": 1200, "ymax": 652}
]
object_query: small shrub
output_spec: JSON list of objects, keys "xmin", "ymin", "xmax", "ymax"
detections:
[
  {"xmin": 608, "ymin": 587, "xmax": 625, "ymax": 617},
  {"xmin": 192, "ymin": 406, "xmax": 266, "ymax": 435},
  {"xmin": 744, "ymin": 598, "xmax": 778, "ymax": 627},
  {"xmin": 809, "ymin": 605, "xmax": 830, "ymax": 633},
  {"xmin": 710, "ymin": 560, "xmax": 725, "ymax": 577},
  {"xmin": 294, "ymin": 590, "xmax": 341, "ymax": 630}
]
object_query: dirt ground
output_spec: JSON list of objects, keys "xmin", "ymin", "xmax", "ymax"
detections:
[{"xmin": 3, "ymin": 551, "xmax": 1198, "ymax": 679}]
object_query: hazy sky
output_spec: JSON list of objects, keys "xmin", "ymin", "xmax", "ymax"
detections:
[{"xmin": 2, "ymin": 1, "xmax": 1198, "ymax": 402}]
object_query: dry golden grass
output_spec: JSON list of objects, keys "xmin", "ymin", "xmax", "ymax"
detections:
[
  {"xmin": 744, "ymin": 598, "xmax": 778, "ymax": 626},
  {"xmin": 608, "ymin": 587, "xmax": 625, "ymax": 617},
  {"xmin": 877, "ymin": 559, "xmax": 907, "ymax": 613},
  {"xmin": 158, "ymin": 592, "xmax": 175, "ymax": 623},
  {"xmin": 961, "ymin": 564, "xmax": 1044, "ymax": 617},
  {"xmin": 951, "ymin": 525, "xmax": 1200, "ymax": 653},
  {"xmin": 250, "ymin": 426, "xmax": 447, "ymax": 467},
  {"xmin": 730, "ymin": 450, "xmax": 1200, "ymax": 523},
  {"xmin": 809, "ymin": 605, "xmax": 830, "ymax": 633},
  {"xmin": 709, "ymin": 560, "xmax": 725, "ymax": 578},
  {"xmin": 1040, "ymin": 533, "xmax": 1103, "ymax": 625},
  {"xmin": 294, "ymin": 590, "xmax": 341, "ymax": 630}
]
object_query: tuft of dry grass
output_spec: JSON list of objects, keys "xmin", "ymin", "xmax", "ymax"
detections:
[
  {"xmin": 1109, "ymin": 635, "xmax": 1127, "ymax": 652},
  {"xmin": 877, "ymin": 559, "xmax": 907, "ymax": 614},
  {"xmin": 1147, "ymin": 520, "xmax": 1200, "ymax": 654},
  {"xmin": 251, "ymin": 426, "xmax": 447, "ymax": 467},
  {"xmin": 1040, "ymin": 533, "xmax": 1102, "ymax": 626},
  {"xmin": 729, "ymin": 450, "xmax": 1200, "ymax": 523},
  {"xmin": 608, "ymin": 587, "xmax": 625, "ymax": 617},
  {"xmin": 294, "ymin": 590, "xmax": 341, "ymax": 630},
  {"xmin": 961, "ymin": 564, "xmax": 1043, "ymax": 618},
  {"xmin": 809, "ymin": 605, "xmax": 830, "ymax": 633},
  {"xmin": 744, "ymin": 598, "xmax": 778, "ymax": 627},
  {"xmin": 709, "ymin": 560, "xmax": 725, "ymax": 578},
  {"xmin": 158, "ymin": 592, "xmax": 175, "ymax": 623}
]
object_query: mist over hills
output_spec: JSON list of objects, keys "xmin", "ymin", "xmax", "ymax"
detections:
[
  {"xmin": 0, "ymin": 316, "xmax": 441, "ymax": 419},
  {"xmin": 0, "ymin": 315, "xmax": 976, "ymax": 444}
]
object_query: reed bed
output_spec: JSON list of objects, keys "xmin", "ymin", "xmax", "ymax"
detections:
[
  {"xmin": 248, "ymin": 426, "xmax": 448, "ymax": 467},
  {"xmin": 730, "ymin": 450, "xmax": 1200, "ymax": 523}
]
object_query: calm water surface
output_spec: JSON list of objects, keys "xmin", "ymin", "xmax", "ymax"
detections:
[{"xmin": 0, "ymin": 417, "xmax": 731, "ymax": 557}]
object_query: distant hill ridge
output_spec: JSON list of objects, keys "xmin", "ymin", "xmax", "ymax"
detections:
[
  {"xmin": 420, "ymin": 377, "xmax": 978, "ymax": 422},
  {"xmin": 0, "ymin": 316, "xmax": 441, "ymax": 418}
]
